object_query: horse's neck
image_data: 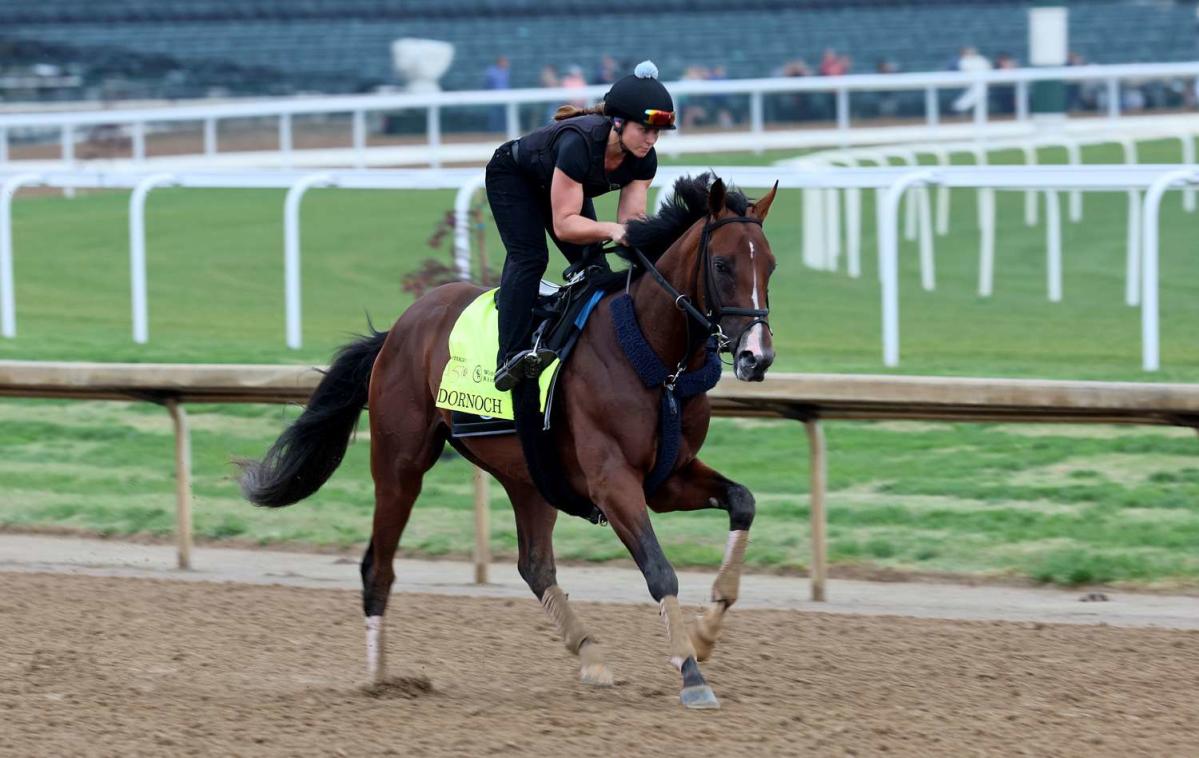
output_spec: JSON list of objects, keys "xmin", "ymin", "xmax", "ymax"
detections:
[{"xmin": 628, "ymin": 238, "xmax": 707, "ymax": 370}]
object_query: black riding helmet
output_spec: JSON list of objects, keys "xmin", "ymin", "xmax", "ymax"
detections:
[{"xmin": 603, "ymin": 60, "xmax": 677, "ymax": 130}]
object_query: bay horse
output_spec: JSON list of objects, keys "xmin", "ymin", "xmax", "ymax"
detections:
[{"xmin": 240, "ymin": 173, "xmax": 778, "ymax": 709}]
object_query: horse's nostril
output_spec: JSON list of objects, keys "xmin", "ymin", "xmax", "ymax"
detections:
[{"xmin": 738, "ymin": 350, "xmax": 758, "ymax": 367}]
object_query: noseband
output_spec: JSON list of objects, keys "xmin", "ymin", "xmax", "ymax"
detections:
[{"xmin": 629, "ymin": 214, "xmax": 771, "ymax": 353}]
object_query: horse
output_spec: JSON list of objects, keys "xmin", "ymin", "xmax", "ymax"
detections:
[{"xmin": 239, "ymin": 173, "xmax": 778, "ymax": 710}]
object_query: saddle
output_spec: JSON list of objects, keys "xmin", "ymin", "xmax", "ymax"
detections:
[{"xmin": 447, "ymin": 246, "xmax": 615, "ymax": 438}]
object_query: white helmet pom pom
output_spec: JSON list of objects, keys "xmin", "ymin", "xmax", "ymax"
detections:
[{"xmin": 633, "ymin": 60, "xmax": 659, "ymax": 80}]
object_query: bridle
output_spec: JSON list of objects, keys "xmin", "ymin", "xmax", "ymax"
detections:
[{"xmin": 627, "ymin": 214, "xmax": 772, "ymax": 356}]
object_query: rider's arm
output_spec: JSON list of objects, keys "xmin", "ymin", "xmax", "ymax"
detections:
[
  {"xmin": 616, "ymin": 179, "xmax": 652, "ymax": 223},
  {"xmin": 551, "ymin": 168, "xmax": 626, "ymax": 244}
]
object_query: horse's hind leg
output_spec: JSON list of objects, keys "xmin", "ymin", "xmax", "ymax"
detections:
[
  {"xmin": 502, "ymin": 479, "xmax": 613, "ymax": 687},
  {"xmin": 361, "ymin": 418, "xmax": 446, "ymax": 685},
  {"xmin": 648, "ymin": 458, "xmax": 755, "ymax": 663}
]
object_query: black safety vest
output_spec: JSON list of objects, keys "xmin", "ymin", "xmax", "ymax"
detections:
[{"xmin": 515, "ymin": 114, "xmax": 645, "ymax": 198}]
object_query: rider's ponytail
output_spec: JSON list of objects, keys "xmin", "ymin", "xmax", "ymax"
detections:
[{"xmin": 553, "ymin": 102, "xmax": 607, "ymax": 121}]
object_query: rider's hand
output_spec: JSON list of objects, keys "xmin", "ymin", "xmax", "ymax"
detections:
[{"xmin": 606, "ymin": 222, "xmax": 628, "ymax": 246}]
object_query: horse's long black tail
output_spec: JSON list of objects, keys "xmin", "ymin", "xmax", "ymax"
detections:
[{"xmin": 239, "ymin": 329, "xmax": 388, "ymax": 508}]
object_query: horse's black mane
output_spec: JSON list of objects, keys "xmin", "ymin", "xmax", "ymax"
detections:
[{"xmin": 622, "ymin": 172, "xmax": 749, "ymax": 266}]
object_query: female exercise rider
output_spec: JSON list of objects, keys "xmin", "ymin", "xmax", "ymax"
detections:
[{"xmin": 486, "ymin": 60, "xmax": 676, "ymax": 391}]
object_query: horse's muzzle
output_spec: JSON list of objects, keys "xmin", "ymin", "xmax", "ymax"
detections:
[{"xmin": 734, "ymin": 347, "xmax": 773, "ymax": 382}]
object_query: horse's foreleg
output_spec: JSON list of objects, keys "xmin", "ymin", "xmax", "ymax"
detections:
[
  {"xmin": 595, "ymin": 468, "xmax": 720, "ymax": 710},
  {"xmin": 648, "ymin": 459, "xmax": 756, "ymax": 662},
  {"xmin": 504, "ymin": 480, "xmax": 613, "ymax": 687}
]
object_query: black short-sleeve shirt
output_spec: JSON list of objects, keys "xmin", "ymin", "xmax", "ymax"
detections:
[{"xmin": 553, "ymin": 130, "xmax": 657, "ymax": 196}]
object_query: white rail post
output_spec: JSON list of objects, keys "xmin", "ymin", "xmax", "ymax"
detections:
[
  {"xmin": 427, "ymin": 105, "xmax": 442, "ymax": 169},
  {"xmin": 842, "ymin": 158, "xmax": 861, "ymax": 278},
  {"xmin": 1064, "ymin": 138, "xmax": 1083, "ymax": 221},
  {"xmin": 750, "ymin": 91, "xmax": 764, "ymax": 155},
  {"xmin": 918, "ymin": 178, "xmax": 935, "ymax": 292},
  {"xmin": 878, "ymin": 171, "xmax": 933, "ymax": 367},
  {"xmin": 0, "ymin": 127, "xmax": 8, "ymax": 162},
  {"xmin": 835, "ymin": 88, "xmax": 850, "ymax": 132},
  {"xmin": 973, "ymin": 147, "xmax": 996, "ymax": 297},
  {"xmin": 453, "ymin": 171, "xmax": 488, "ymax": 281},
  {"xmin": 203, "ymin": 117, "xmax": 218, "ymax": 156},
  {"xmin": 352, "ymin": 110, "xmax": 367, "ymax": 169},
  {"xmin": 973, "ymin": 82, "xmax": 989, "ymax": 129},
  {"xmin": 132, "ymin": 121, "xmax": 146, "ymax": 163},
  {"xmin": 1022, "ymin": 145, "xmax": 1038, "ymax": 226},
  {"xmin": 1045, "ymin": 190, "xmax": 1062, "ymax": 303},
  {"xmin": 1015, "ymin": 80, "xmax": 1029, "ymax": 122},
  {"xmin": 932, "ymin": 147, "xmax": 951, "ymax": 236},
  {"xmin": 505, "ymin": 102, "xmax": 520, "ymax": 141},
  {"xmin": 278, "ymin": 113, "xmax": 293, "ymax": 168},
  {"xmin": 1141, "ymin": 169, "xmax": 1197, "ymax": 372},
  {"xmin": 925, "ymin": 86, "xmax": 939, "ymax": 127},
  {"xmin": 1106, "ymin": 78, "xmax": 1120, "ymax": 120},
  {"xmin": 61, "ymin": 126, "xmax": 75, "ymax": 199},
  {"xmin": 1122, "ymin": 138, "xmax": 1140, "ymax": 307},
  {"xmin": 0, "ymin": 173, "xmax": 43, "ymax": 339},
  {"xmin": 129, "ymin": 173, "xmax": 178, "ymax": 344},
  {"xmin": 823, "ymin": 188, "xmax": 840, "ymax": 271},
  {"xmin": 283, "ymin": 173, "xmax": 336, "ymax": 350},
  {"xmin": 165, "ymin": 397, "xmax": 193, "ymax": 570},
  {"xmin": 1178, "ymin": 134, "xmax": 1196, "ymax": 212}
]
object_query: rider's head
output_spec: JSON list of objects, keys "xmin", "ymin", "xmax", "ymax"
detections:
[{"xmin": 604, "ymin": 60, "xmax": 675, "ymax": 157}]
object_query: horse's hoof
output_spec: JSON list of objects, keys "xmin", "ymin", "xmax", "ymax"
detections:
[
  {"xmin": 679, "ymin": 684, "xmax": 721, "ymax": 710},
  {"xmin": 580, "ymin": 663, "xmax": 614, "ymax": 687}
]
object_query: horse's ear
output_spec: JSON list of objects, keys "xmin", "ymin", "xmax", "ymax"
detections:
[
  {"xmin": 750, "ymin": 181, "xmax": 779, "ymax": 223},
  {"xmin": 707, "ymin": 177, "xmax": 726, "ymax": 217}
]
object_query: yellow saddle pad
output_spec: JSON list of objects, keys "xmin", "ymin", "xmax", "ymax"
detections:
[{"xmin": 435, "ymin": 288, "xmax": 560, "ymax": 421}]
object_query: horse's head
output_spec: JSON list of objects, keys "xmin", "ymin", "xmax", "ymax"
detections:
[{"xmin": 698, "ymin": 177, "xmax": 778, "ymax": 381}]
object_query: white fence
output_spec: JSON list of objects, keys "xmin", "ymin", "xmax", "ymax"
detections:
[
  {"xmin": 1, "ymin": 163, "xmax": 1196, "ymax": 372},
  {"xmin": 4, "ymin": 62, "xmax": 1199, "ymax": 170}
]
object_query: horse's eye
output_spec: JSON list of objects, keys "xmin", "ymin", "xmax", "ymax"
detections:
[{"xmin": 714, "ymin": 258, "xmax": 731, "ymax": 274}]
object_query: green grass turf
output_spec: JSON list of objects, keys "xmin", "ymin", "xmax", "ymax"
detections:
[{"xmin": 1, "ymin": 141, "xmax": 1198, "ymax": 587}]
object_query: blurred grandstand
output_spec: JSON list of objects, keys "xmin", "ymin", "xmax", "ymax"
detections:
[{"xmin": 0, "ymin": 0, "xmax": 1196, "ymax": 106}]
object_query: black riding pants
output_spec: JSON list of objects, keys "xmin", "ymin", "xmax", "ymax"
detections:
[{"xmin": 486, "ymin": 142, "xmax": 595, "ymax": 364}]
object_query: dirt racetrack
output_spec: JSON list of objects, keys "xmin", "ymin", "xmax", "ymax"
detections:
[{"xmin": 2, "ymin": 571, "xmax": 1197, "ymax": 757}]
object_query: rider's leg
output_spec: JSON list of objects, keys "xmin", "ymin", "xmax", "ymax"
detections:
[{"xmin": 487, "ymin": 151, "xmax": 551, "ymax": 389}]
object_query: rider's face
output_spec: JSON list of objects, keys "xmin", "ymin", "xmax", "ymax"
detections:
[{"xmin": 621, "ymin": 121, "xmax": 661, "ymax": 156}]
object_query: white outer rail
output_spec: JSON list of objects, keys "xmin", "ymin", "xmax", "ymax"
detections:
[
  {"xmin": 1, "ymin": 164, "xmax": 1196, "ymax": 371},
  {"xmin": 5, "ymin": 61, "xmax": 1199, "ymax": 170}
]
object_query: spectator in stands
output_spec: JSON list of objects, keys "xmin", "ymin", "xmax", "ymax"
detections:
[
  {"xmin": 484, "ymin": 56, "xmax": 511, "ymax": 133},
  {"xmin": 1066, "ymin": 51, "xmax": 1096, "ymax": 111},
  {"xmin": 819, "ymin": 48, "xmax": 850, "ymax": 77},
  {"xmin": 708, "ymin": 65, "xmax": 736, "ymax": 128},
  {"xmin": 595, "ymin": 55, "xmax": 620, "ymax": 86},
  {"xmin": 952, "ymin": 46, "xmax": 991, "ymax": 113},
  {"xmin": 561, "ymin": 64, "xmax": 589, "ymax": 109},
  {"xmin": 873, "ymin": 59, "xmax": 901, "ymax": 118},
  {"xmin": 680, "ymin": 66, "xmax": 711, "ymax": 128},
  {"xmin": 772, "ymin": 58, "xmax": 811, "ymax": 122},
  {"xmin": 540, "ymin": 64, "xmax": 561, "ymax": 124},
  {"xmin": 991, "ymin": 52, "xmax": 1018, "ymax": 115}
]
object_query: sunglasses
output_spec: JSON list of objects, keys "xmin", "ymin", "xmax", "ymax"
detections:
[{"xmin": 642, "ymin": 109, "xmax": 676, "ymax": 128}]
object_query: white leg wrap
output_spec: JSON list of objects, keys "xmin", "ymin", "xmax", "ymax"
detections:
[
  {"xmin": 692, "ymin": 530, "xmax": 749, "ymax": 662},
  {"xmin": 660, "ymin": 596, "xmax": 696, "ymax": 670},
  {"xmin": 541, "ymin": 585, "xmax": 591, "ymax": 654},
  {"xmin": 365, "ymin": 615, "xmax": 386, "ymax": 683}
]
